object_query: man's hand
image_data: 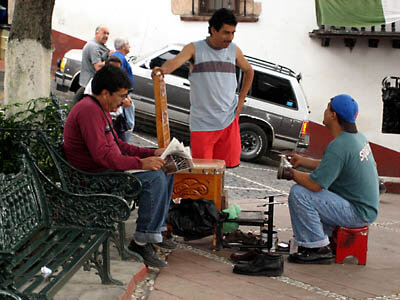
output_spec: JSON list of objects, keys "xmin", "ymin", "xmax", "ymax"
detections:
[
  {"xmin": 287, "ymin": 153, "xmax": 321, "ymax": 170},
  {"xmin": 235, "ymin": 101, "xmax": 244, "ymax": 116},
  {"xmin": 94, "ymin": 61, "xmax": 105, "ymax": 71},
  {"xmin": 140, "ymin": 156, "xmax": 165, "ymax": 171},
  {"xmin": 152, "ymin": 67, "xmax": 164, "ymax": 79},
  {"xmin": 154, "ymin": 148, "xmax": 166, "ymax": 156},
  {"xmin": 122, "ymin": 96, "xmax": 132, "ymax": 108},
  {"xmin": 287, "ymin": 153, "xmax": 303, "ymax": 168}
]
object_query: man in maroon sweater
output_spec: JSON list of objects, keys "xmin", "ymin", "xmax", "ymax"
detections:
[{"xmin": 64, "ymin": 65, "xmax": 174, "ymax": 268}]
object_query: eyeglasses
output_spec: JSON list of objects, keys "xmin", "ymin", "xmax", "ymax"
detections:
[{"xmin": 116, "ymin": 93, "xmax": 128, "ymax": 100}]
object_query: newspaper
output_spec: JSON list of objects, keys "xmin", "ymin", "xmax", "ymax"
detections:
[
  {"xmin": 160, "ymin": 138, "xmax": 194, "ymax": 174},
  {"xmin": 125, "ymin": 137, "xmax": 193, "ymax": 174}
]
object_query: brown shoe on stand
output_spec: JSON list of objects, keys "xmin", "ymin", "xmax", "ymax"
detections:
[{"xmin": 223, "ymin": 230, "xmax": 260, "ymax": 246}]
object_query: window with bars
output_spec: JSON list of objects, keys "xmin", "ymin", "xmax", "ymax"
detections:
[
  {"xmin": 199, "ymin": 0, "xmax": 239, "ymax": 15},
  {"xmin": 175, "ymin": 0, "xmax": 260, "ymax": 22}
]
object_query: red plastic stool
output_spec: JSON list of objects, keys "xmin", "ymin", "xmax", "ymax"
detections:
[{"xmin": 333, "ymin": 226, "xmax": 369, "ymax": 265}]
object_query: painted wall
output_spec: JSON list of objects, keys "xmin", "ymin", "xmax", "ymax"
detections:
[{"xmin": 52, "ymin": 0, "xmax": 400, "ymax": 152}]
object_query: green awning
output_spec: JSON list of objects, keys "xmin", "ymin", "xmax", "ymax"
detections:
[{"xmin": 316, "ymin": 0, "xmax": 400, "ymax": 27}]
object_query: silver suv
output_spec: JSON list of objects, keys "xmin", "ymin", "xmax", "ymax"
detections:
[{"xmin": 55, "ymin": 44, "xmax": 310, "ymax": 162}]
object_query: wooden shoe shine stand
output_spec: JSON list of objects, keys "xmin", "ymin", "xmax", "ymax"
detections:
[{"xmin": 152, "ymin": 71, "xmax": 227, "ymax": 213}]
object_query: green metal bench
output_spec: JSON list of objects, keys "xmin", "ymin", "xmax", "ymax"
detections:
[
  {"xmin": 36, "ymin": 129, "xmax": 143, "ymax": 261},
  {"xmin": 0, "ymin": 146, "xmax": 131, "ymax": 300}
]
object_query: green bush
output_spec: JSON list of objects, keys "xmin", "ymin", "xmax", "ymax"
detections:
[{"xmin": 0, "ymin": 96, "xmax": 70, "ymax": 176}]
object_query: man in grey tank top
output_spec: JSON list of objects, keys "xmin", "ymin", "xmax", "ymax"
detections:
[
  {"xmin": 74, "ymin": 25, "xmax": 111, "ymax": 104},
  {"xmin": 152, "ymin": 8, "xmax": 254, "ymax": 168}
]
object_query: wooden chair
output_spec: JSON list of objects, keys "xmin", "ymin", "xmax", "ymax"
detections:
[{"xmin": 152, "ymin": 70, "xmax": 227, "ymax": 212}]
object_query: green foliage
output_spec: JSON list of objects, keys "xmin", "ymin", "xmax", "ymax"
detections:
[{"xmin": 0, "ymin": 96, "xmax": 70, "ymax": 176}]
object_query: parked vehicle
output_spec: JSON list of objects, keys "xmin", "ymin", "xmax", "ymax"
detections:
[
  {"xmin": 55, "ymin": 44, "xmax": 310, "ymax": 162},
  {"xmin": 55, "ymin": 49, "xmax": 82, "ymax": 93}
]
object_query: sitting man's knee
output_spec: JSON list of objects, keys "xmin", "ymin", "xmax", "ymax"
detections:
[
  {"xmin": 151, "ymin": 170, "xmax": 172, "ymax": 185},
  {"xmin": 290, "ymin": 184, "xmax": 305, "ymax": 196},
  {"xmin": 288, "ymin": 184, "xmax": 307, "ymax": 203}
]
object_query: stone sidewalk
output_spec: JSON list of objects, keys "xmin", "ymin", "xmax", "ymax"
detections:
[
  {"xmin": 51, "ymin": 190, "xmax": 400, "ymax": 300},
  {"xmin": 150, "ymin": 191, "xmax": 400, "ymax": 300},
  {"xmin": 53, "ymin": 211, "xmax": 150, "ymax": 300}
]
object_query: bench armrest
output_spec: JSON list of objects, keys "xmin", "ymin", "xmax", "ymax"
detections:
[
  {"xmin": 64, "ymin": 170, "xmax": 142, "ymax": 201},
  {"xmin": 48, "ymin": 190, "xmax": 131, "ymax": 229},
  {"xmin": 23, "ymin": 151, "xmax": 132, "ymax": 229}
]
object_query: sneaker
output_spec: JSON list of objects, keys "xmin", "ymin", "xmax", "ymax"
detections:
[
  {"xmin": 156, "ymin": 237, "xmax": 177, "ymax": 250},
  {"xmin": 288, "ymin": 246, "xmax": 334, "ymax": 264},
  {"xmin": 128, "ymin": 240, "xmax": 168, "ymax": 268}
]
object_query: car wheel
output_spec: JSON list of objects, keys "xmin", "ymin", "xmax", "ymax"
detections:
[{"xmin": 240, "ymin": 122, "xmax": 268, "ymax": 162}]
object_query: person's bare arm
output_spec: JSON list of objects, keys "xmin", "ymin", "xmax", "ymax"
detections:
[
  {"xmin": 94, "ymin": 61, "xmax": 105, "ymax": 71},
  {"xmin": 289, "ymin": 153, "xmax": 321, "ymax": 170},
  {"xmin": 292, "ymin": 169, "xmax": 323, "ymax": 192},
  {"xmin": 235, "ymin": 47, "xmax": 254, "ymax": 116},
  {"xmin": 153, "ymin": 43, "xmax": 195, "ymax": 77}
]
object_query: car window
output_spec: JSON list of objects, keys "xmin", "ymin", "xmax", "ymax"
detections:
[
  {"xmin": 249, "ymin": 70, "xmax": 298, "ymax": 109},
  {"xmin": 147, "ymin": 50, "xmax": 190, "ymax": 79}
]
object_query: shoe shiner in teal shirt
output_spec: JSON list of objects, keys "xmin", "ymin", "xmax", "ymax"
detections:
[{"xmin": 277, "ymin": 94, "xmax": 379, "ymax": 264}]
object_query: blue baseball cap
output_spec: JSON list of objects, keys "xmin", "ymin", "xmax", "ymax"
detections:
[{"xmin": 330, "ymin": 94, "xmax": 358, "ymax": 133}]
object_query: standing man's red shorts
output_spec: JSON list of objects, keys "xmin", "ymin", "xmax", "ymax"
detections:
[{"xmin": 190, "ymin": 115, "xmax": 241, "ymax": 168}]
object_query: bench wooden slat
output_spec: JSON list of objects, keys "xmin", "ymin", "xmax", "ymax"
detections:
[
  {"xmin": 40, "ymin": 231, "xmax": 109, "ymax": 297},
  {"xmin": 11, "ymin": 229, "xmax": 70, "ymax": 279},
  {"xmin": 14, "ymin": 228, "xmax": 85, "ymax": 290},
  {"xmin": 23, "ymin": 230, "xmax": 108, "ymax": 297}
]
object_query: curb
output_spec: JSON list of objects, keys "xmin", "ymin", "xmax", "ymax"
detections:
[
  {"xmin": 381, "ymin": 177, "xmax": 400, "ymax": 194},
  {"xmin": 120, "ymin": 264, "xmax": 148, "ymax": 300}
]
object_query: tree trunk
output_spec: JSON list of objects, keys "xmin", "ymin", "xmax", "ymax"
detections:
[{"xmin": 4, "ymin": 0, "xmax": 55, "ymax": 105}]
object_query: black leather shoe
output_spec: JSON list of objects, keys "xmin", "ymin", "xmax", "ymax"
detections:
[
  {"xmin": 230, "ymin": 248, "xmax": 261, "ymax": 263},
  {"xmin": 128, "ymin": 240, "xmax": 168, "ymax": 268},
  {"xmin": 277, "ymin": 156, "xmax": 294, "ymax": 180},
  {"xmin": 288, "ymin": 246, "xmax": 334, "ymax": 264},
  {"xmin": 233, "ymin": 253, "xmax": 284, "ymax": 276}
]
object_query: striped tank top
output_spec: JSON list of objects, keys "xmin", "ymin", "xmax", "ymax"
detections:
[{"xmin": 189, "ymin": 39, "xmax": 237, "ymax": 131}]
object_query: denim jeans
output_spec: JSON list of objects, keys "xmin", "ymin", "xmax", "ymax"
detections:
[
  {"xmin": 288, "ymin": 184, "xmax": 367, "ymax": 248},
  {"xmin": 133, "ymin": 170, "xmax": 174, "ymax": 244}
]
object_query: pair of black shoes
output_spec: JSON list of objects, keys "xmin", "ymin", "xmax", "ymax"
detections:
[
  {"xmin": 288, "ymin": 246, "xmax": 334, "ymax": 264},
  {"xmin": 233, "ymin": 253, "xmax": 284, "ymax": 277},
  {"xmin": 128, "ymin": 238, "xmax": 177, "ymax": 268}
]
